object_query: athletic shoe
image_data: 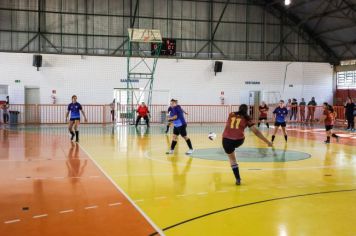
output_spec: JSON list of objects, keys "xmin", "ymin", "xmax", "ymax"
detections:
[
  {"xmin": 324, "ymin": 140, "xmax": 330, "ymax": 144},
  {"xmin": 166, "ymin": 150, "xmax": 174, "ymax": 154},
  {"xmin": 236, "ymin": 179, "xmax": 241, "ymax": 185},
  {"xmin": 185, "ymin": 149, "xmax": 194, "ymax": 155}
]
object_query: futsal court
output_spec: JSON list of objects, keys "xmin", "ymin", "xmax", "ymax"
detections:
[
  {"xmin": 1, "ymin": 0, "xmax": 356, "ymax": 235},
  {"xmin": 1, "ymin": 123, "xmax": 356, "ymax": 236}
]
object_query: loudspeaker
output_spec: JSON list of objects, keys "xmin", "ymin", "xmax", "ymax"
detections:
[
  {"xmin": 33, "ymin": 55, "xmax": 42, "ymax": 69},
  {"xmin": 214, "ymin": 61, "xmax": 223, "ymax": 75}
]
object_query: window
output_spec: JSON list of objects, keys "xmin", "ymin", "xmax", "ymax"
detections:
[{"xmin": 337, "ymin": 70, "xmax": 356, "ymax": 89}]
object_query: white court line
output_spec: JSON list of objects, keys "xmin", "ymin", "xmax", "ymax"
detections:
[
  {"xmin": 4, "ymin": 219, "xmax": 20, "ymax": 224},
  {"xmin": 77, "ymin": 144, "xmax": 165, "ymax": 236},
  {"xmin": 134, "ymin": 199, "xmax": 144, "ymax": 203},
  {"xmin": 53, "ymin": 176, "xmax": 65, "ymax": 179},
  {"xmin": 33, "ymin": 214, "xmax": 48, "ymax": 219},
  {"xmin": 15, "ymin": 178, "xmax": 28, "ymax": 181},
  {"xmin": 84, "ymin": 205, "xmax": 98, "ymax": 210},
  {"xmin": 89, "ymin": 175, "xmax": 101, "ymax": 178},
  {"xmin": 154, "ymin": 196, "xmax": 167, "ymax": 200},
  {"xmin": 216, "ymin": 190, "xmax": 228, "ymax": 193},
  {"xmin": 176, "ymin": 194, "xmax": 189, "ymax": 197},
  {"xmin": 197, "ymin": 192, "xmax": 208, "ymax": 195},
  {"xmin": 108, "ymin": 202, "xmax": 122, "ymax": 207},
  {"xmin": 59, "ymin": 209, "xmax": 74, "ymax": 214}
]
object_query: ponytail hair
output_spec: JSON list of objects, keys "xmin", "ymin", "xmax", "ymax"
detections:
[
  {"xmin": 236, "ymin": 104, "xmax": 250, "ymax": 119},
  {"xmin": 327, "ymin": 104, "xmax": 334, "ymax": 113}
]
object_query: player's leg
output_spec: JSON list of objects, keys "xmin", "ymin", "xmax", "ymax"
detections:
[
  {"xmin": 271, "ymin": 123, "xmax": 279, "ymax": 142},
  {"xmin": 282, "ymin": 123, "xmax": 288, "ymax": 142},
  {"xmin": 330, "ymin": 126, "xmax": 339, "ymax": 142},
  {"xmin": 68, "ymin": 120, "xmax": 75, "ymax": 141},
  {"xmin": 223, "ymin": 138, "xmax": 243, "ymax": 185},
  {"xmin": 181, "ymin": 125, "xmax": 193, "ymax": 154},
  {"xmin": 135, "ymin": 115, "xmax": 142, "ymax": 127},
  {"xmin": 74, "ymin": 119, "xmax": 80, "ymax": 142},
  {"xmin": 166, "ymin": 127, "xmax": 179, "ymax": 154},
  {"xmin": 144, "ymin": 115, "xmax": 150, "ymax": 127},
  {"xmin": 165, "ymin": 121, "xmax": 171, "ymax": 133}
]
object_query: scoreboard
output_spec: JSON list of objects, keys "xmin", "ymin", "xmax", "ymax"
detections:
[{"xmin": 151, "ymin": 38, "xmax": 176, "ymax": 56}]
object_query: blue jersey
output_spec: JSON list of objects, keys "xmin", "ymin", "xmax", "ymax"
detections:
[
  {"xmin": 68, "ymin": 102, "xmax": 82, "ymax": 119},
  {"xmin": 171, "ymin": 105, "xmax": 186, "ymax": 127},
  {"xmin": 273, "ymin": 107, "xmax": 288, "ymax": 123}
]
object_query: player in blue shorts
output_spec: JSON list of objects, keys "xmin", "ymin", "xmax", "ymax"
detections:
[
  {"xmin": 271, "ymin": 100, "xmax": 288, "ymax": 143},
  {"xmin": 65, "ymin": 95, "xmax": 87, "ymax": 142},
  {"xmin": 166, "ymin": 99, "xmax": 194, "ymax": 155}
]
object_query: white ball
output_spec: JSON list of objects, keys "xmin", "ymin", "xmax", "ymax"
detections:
[{"xmin": 208, "ymin": 132, "xmax": 217, "ymax": 140}]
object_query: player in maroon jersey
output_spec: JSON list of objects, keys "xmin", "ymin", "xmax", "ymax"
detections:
[
  {"xmin": 321, "ymin": 102, "xmax": 339, "ymax": 144},
  {"xmin": 258, "ymin": 101, "xmax": 269, "ymax": 128},
  {"xmin": 222, "ymin": 104, "xmax": 272, "ymax": 185}
]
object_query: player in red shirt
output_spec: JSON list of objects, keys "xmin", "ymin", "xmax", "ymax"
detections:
[
  {"xmin": 258, "ymin": 101, "xmax": 269, "ymax": 128},
  {"xmin": 321, "ymin": 102, "xmax": 339, "ymax": 144},
  {"xmin": 135, "ymin": 102, "xmax": 150, "ymax": 128},
  {"xmin": 222, "ymin": 104, "xmax": 272, "ymax": 185}
]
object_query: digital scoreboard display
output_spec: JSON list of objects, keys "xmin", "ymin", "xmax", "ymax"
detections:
[{"xmin": 151, "ymin": 38, "xmax": 176, "ymax": 56}]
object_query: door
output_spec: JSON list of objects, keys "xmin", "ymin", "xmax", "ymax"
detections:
[
  {"xmin": 25, "ymin": 88, "xmax": 40, "ymax": 123},
  {"xmin": 249, "ymin": 91, "xmax": 261, "ymax": 120}
]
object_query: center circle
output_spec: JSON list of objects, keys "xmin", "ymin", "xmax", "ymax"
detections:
[{"xmin": 191, "ymin": 147, "xmax": 311, "ymax": 162}]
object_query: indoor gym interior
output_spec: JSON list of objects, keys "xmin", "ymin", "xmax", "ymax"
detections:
[{"xmin": 1, "ymin": 0, "xmax": 356, "ymax": 236}]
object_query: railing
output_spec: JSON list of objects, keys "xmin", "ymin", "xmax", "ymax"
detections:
[{"xmin": 0, "ymin": 104, "xmax": 347, "ymax": 125}]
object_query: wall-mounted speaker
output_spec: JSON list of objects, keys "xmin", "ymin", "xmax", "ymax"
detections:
[
  {"xmin": 214, "ymin": 61, "xmax": 223, "ymax": 75},
  {"xmin": 33, "ymin": 55, "xmax": 42, "ymax": 71}
]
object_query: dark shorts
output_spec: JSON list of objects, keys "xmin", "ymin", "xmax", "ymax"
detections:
[
  {"xmin": 222, "ymin": 138, "xmax": 245, "ymax": 154},
  {"xmin": 173, "ymin": 124, "xmax": 187, "ymax": 137},
  {"xmin": 70, "ymin": 118, "xmax": 80, "ymax": 121},
  {"xmin": 325, "ymin": 125, "xmax": 333, "ymax": 131},
  {"xmin": 275, "ymin": 122, "xmax": 286, "ymax": 127},
  {"xmin": 259, "ymin": 117, "xmax": 268, "ymax": 121}
]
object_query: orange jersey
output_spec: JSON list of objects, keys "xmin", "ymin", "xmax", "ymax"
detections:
[
  {"xmin": 223, "ymin": 112, "xmax": 254, "ymax": 140},
  {"xmin": 323, "ymin": 110, "xmax": 336, "ymax": 126}
]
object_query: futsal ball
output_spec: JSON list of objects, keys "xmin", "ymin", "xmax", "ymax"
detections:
[{"xmin": 208, "ymin": 132, "xmax": 217, "ymax": 140}]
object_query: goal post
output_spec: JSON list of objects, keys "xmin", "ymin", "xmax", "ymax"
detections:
[{"xmin": 114, "ymin": 88, "xmax": 170, "ymax": 124}]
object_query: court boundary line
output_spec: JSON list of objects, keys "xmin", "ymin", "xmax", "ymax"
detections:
[
  {"xmin": 149, "ymin": 188, "xmax": 356, "ymax": 235},
  {"xmin": 77, "ymin": 143, "xmax": 165, "ymax": 236}
]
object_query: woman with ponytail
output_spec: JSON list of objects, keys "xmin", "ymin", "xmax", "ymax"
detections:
[
  {"xmin": 321, "ymin": 103, "xmax": 339, "ymax": 144},
  {"xmin": 222, "ymin": 104, "xmax": 272, "ymax": 185}
]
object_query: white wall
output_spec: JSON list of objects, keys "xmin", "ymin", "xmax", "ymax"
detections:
[{"xmin": 0, "ymin": 52, "xmax": 333, "ymax": 105}]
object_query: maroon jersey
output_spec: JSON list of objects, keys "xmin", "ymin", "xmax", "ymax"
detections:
[
  {"xmin": 223, "ymin": 112, "xmax": 255, "ymax": 140},
  {"xmin": 259, "ymin": 105, "xmax": 269, "ymax": 118},
  {"xmin": 323, "ymin": 110, "xmax": 335, "ymax": 126}
]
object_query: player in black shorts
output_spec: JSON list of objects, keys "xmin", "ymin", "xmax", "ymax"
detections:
[
  {"xmin": 271, "ymin": 100, "xmax": 288, "ymax": 143},
  {"xmin": 65, "ymin": 95, "xmax": 87, "ymax": 142}
]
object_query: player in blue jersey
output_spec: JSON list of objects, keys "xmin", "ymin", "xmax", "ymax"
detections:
[
  {"xmin": 165, "ymin": 102, "xmax": 188, "ymax": 134},
  {"xmin": 65, "ymin": 95, "xmax": 87, "ymax": 142},
  {"xmin": 166, "ymin": 99, "xmax": 194, "ymax": 155},
  {"xmin": 271, "ymin": 100, "xmax": 288, "ymax": 143}
]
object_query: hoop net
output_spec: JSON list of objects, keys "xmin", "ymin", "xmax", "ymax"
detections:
[{"xmin": 128, "ymin": 28, "xmax": 162, "ymax": 43}]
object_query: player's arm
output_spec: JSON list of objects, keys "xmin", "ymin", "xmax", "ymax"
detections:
[
  {"xmin": 168, "ymin": 115, "xmax": 177, "ymax": 121},
  {"xmin": 250, "ymin": 125, "xmax": 273, "ymax": 146},
  {"xmin": 80, "ymin": 108, "xmax": 88, "ymax": 122},
  {"xmin": 65, "ymin": 107, "xmax": 70, "ymax": 122}
]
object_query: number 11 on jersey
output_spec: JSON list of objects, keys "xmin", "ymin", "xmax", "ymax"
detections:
[{"xmin": 230, "ymin": 117, "xmax": 241, "ymax": 129}]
